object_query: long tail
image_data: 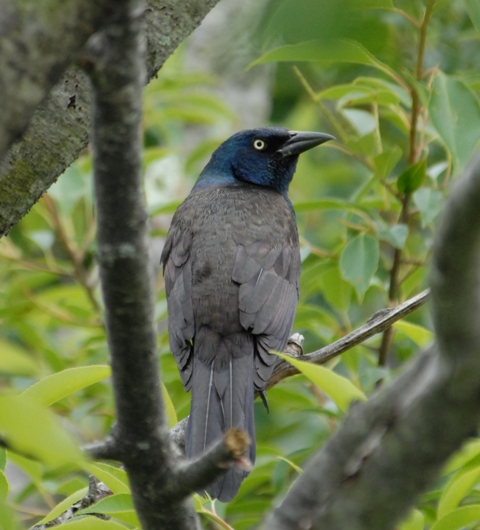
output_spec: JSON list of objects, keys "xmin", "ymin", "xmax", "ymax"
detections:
[{"xmin": 186, "ymin": 335, "xmax": 255, "ymax": 502}]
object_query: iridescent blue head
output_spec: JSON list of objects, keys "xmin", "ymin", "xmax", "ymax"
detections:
[{"xmin": 193, "ymin": 127, "xmax": 334, "ymax": 196}]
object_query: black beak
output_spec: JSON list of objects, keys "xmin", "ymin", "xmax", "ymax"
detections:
[{"xmin": 277, "ymin": 131, "xmax": 335, "ymax": 158}]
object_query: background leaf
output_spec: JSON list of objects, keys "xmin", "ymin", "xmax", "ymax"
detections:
[
  {"xmin": 340, "ymin": 234, "xmax": 379, "ymax": 301},
  {"xmin": 429, "ymin": 72, "xmax": 480, "ymax": 170},
  {"xmin": 38, "ymin": 488, "xmax": 88, "ymax": 525},
  {"xmin": 430, "ymin": 505, "xmax": 480, "ymax": 530},
  {"xmin": 399, "ymin": 509, "xmax": 424, "ymax": 530},
  {"xmin": 394, "ymin": 321, "xmax": 434, "ymax": 347},
  {"xmin": 252, "ymin": 39, "xmax": 394, "ymax": 78},
  {"xmin": 397, "ymin": 159, "xmax": 426, "ymax": 194},
  {"xmin": 275, "ymin": 352, "xmax": 367, "ymax": 411},
  {"xmin": 84, "ymin": 463, "xmax": 130, "ymax": 495},
  {"xmin": 0, "ymin": 339, "xmax": 39, "ymax": 376},
  {"xmin": 22, "ymin": 365, "xmax": 111, "ymax": 407},
  {"xmin": 0, "ymin": 395, "xmax": 83, "ymax": 465},
  {"xmin": 413, "ymin": 188, "xmax": 444, "ymax": 227},
  {"xmin": 464, "ymin": 0, "xmax": 480, "ymax": 33},
  {"xmin": 63, "ymin": 518, "xmax": 128, "ymax": 529}
]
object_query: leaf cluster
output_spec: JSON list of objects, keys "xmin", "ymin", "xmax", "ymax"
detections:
[{"xmin": 0, "ymin": 1, "xmax": 479, "ymax": 528}]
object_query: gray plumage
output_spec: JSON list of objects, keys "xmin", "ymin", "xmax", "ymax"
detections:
[{"xmin": 161, "ymin": 127, "xmax": 333, "ymax": 501}]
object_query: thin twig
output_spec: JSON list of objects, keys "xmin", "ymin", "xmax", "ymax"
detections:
[
  {"xmin": 378, "ymin": 0, "xmax": 436, "ymax": 369},
  {"xmin": 42, "ymin": 195, "xmax": 100, "ymax": 313},
  {"xmin": 268, "ymin": 289, "xmax": 429, "ymax": 389}
]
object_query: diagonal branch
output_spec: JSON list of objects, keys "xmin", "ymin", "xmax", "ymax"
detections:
[
  {"xmin": 263, "ymin": 153, "xmax": 480, "ymax": 530},
  {"xmin": 268, "ymin": 288, "xmax": 429, "ymax": 389},
  {"xmin": 0, "ymin": 0, "xmax": 112, "ymax": 159},
  {"xmin": 173, "ymin": 428, "xmax": 251, "ymax": 498},
  {"xmin": 0, "ymin": 0, "xmax": 221, "ymax": 237}
]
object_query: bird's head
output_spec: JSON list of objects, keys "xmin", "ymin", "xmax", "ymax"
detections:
[{"xmin": 194, "ymin": 127, "xmax": 334, "ymax": 196}]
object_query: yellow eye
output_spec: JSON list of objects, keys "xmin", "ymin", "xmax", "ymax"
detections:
[{"xmin": 253, "ymin": 139, "xmax": 266, "ymax": 150}]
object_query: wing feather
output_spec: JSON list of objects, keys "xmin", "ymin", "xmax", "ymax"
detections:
[
  {"xmin": 232, "ymin": 231, "xmax": 300, "ymax": 391},
  {"xmin": 161, "ymin": 219, "xmax": 195, "ymax": 391}
]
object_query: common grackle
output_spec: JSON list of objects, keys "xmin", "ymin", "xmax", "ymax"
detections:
[{"xmin": 161, "ymin": 127, "xmax": 333, "ymax": 501}]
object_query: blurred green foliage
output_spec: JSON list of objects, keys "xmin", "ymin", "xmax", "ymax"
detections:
[{"xmin": 0, "ymin": 0, "xmax": 479, "ymax": 528}]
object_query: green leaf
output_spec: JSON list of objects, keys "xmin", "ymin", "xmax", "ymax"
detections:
[
  {"xmin": 295, "ymin": 304, "xmax": 338, "ymax": 334},
  {"xmin": 464, "ymin": 0, "xmax": 480, "ymax": 33},
  {"xmin": 149, "ymin": 200, "xmax": 183, "ymax": 216},
  {"xmin": 318, "ymin": 84, "xmax": 400, "ymax": 107},
  {"xmin": 299, "ymin": 260, "xmax": 333, "ymax": 301},
  {"xmin": 431, "ymin": 505, "xmax": 480, "ymax": 530},
  {"xmin": 429, "ymin": 72, "xmax": 480, "ymax": 170},
  {"xmin": 355, "ymin": 76, "xmax": 410, "ymax": 105},
  {"xmin": 348, "ymin": 131, "xmax": 382, "ymax": 158},
  {"xmin": 350, "ymin": 0, "xmax": 394, "ymax": 8},
  {"xmin": 399, "ymin": 509, "xmax": 424, "ymax": 530},
  {"xmin": 251, "ymin": 39, "xmax": 395, "ymax": 78},
  {"xmin": 22, "ymin": 365, "xmax": 111, "ymax": 407},
  {"xmin": 340, "ymin": 234, "xmax": 379, "ymax": 301},
  {"xmin": 274, "ymin": 352, "xmax": 367, "ymax": 411},
  {"xmin": 413, "ymin": 188, "xmax": 444, "ymax": 227},
  {"xmin": 0, "ymin": 498, "xmax": 15, "ymax": 530},
  {"xmin": 84, "ymin": 463, "xmax": 130, "ymax": 494},
  {"xmin": 143, "ymin": 146, "xmax": 173, "ymax": 167},
  {"xmin": 199, "ymin": 508, "xmax": 236, "ymax": 530},
  {"xmin": 438, "ymin": 465, "xmax": 480, "ymax": 518},
  {"xmin": 7, "ymin": 451, "xmax": 43, "ymax": 483},
  {"xmin": 0, "ymin": 470, "xmax": 8, "ymax": 503},
  {"xmin": 319, "ymin": 84, "xmax": 371, "ymax": 100},
  {"xmin": 397, "ymin": 158, "xmax": 426, "ymax": 194},
  {"xmin": 276, "ymin": 456, "xmax": 303, "ymax": 474},
  {"xmin": 80, "ymin": 493, "xmax": 134, "ymax": 514},
  {"xmin": 321, "ymin": 267, "xmax": 352, "ymax": 313},
  {"xmin": 294, "ymin": 198, "xmax": 369, "ymax": 219},
  {"xmin": 0, "ymin": 395, "xmax": 83, "ymax": 465},
  {"xmin": 394, "ymin": 321, "xmax": 433, "ymax": 347},
  {"xmin": 161, "ymin": 382, "xmax": 178, "ymax": 428},
  {"xmin": 377, "ymin": 223, "xmax": 408, "ymax": 249},
  {"xmin": 38, "ymin": 487, "xmax": 88, "ymax": 525},
  {"xmin": 0, "ymin": 447, "xmax": 5, "ymax": 471},
  {"xmin": 342, "ymin": 109, "xmax": 376, "ymax": 136},
  {"xmin": 0, "ymin": 339, "xmax": 39, "ymax": 376},
  {"xmin": 444, "ymin": 440, "xmax": 480, "ymax": 475},
  {"xmin": 80, "ymin": 494, "xmax": 139, "ymax": 526},
  {"xmin": 63, "ymin": 518, "xmax": 129, "ymax": 529},
  {"xmin": 401, "ymin": 266, "xmax": 427, "ymax": 299},
  {"xmin": 373, "ymin": 146, "xmax": 402, "ymax": 177},
  {"xmin": 49, "ymin": 165, "xmax": 90, "ymax": 216}
]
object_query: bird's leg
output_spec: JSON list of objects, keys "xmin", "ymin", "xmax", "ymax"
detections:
[{"xmin": 285, "ymin": 333, "xmax": 304, "ymax": 357}]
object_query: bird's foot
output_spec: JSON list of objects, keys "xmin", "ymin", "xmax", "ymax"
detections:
[{"xmin": 285, "ymin": 333, "xmax": 304, "ymax": 357}]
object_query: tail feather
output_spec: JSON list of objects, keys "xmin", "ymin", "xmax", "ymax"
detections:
[{"xmin": 186, "ymin": 339, "xmax": 255, "ymax": 502}]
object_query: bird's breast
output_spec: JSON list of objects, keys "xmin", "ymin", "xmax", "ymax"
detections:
[{"xmin": 175, "ymin": 184, "xmax": 298, "ymax": 344}]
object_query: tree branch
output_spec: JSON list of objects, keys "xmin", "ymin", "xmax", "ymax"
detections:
[
  {"xmin": 263, "ymin": 153, "xmax": 480, "ymax": 530},
  {"xmin": 0, "ymin": 0, "xmax": 221, "ymax": 237},
  {"xmin": 268, "ymin": 288, "xmax": 429, "ymax": 390},
  {"xmin": 173, "ymin": 429, "xmax": 251, "ymax": 498},
  {"xmin": 0, "ymin": 0, "xmax": 113, "ymax": 160},
  {"xmin": 88, "ymin": 2, "xmax": 200, "ymax": 528},
  {"xmin": 31, "ymin": 476, "xmax": 111, "ymax": 530}
]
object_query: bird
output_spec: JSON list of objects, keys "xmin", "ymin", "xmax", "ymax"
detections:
[{"xmin": 161, "ymin": 127, "xmax": 334, "ymax": 502}]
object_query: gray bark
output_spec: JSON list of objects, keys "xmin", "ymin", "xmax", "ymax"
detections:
[
  {"xmin": 0, "ymin": 0, "xmax": 221, "ymax": 237},
  {"xmin": 88, "ymin": 2, "xmax": 200, "ymax": 528},
  {"xmin": 0, "ymin": 0, "xmax": 112, "ymax": 158}
]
